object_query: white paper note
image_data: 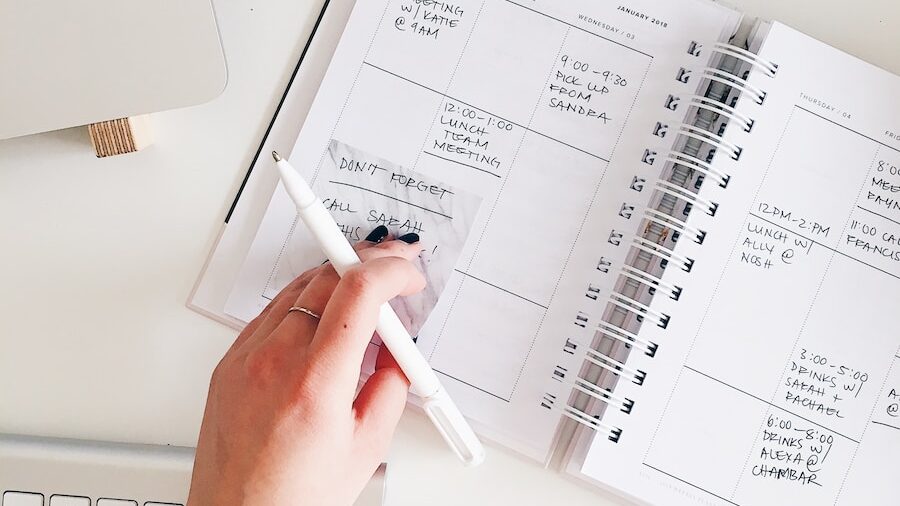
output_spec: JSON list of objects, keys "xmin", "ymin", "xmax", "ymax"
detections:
[{"xmin": 226, "ymin": 139, "xmax": 481, "ymax": 336}]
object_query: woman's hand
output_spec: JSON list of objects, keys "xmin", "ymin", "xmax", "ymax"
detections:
[{"xmin": 188, "ymin": 227, "xmax": 424, "ymax": 506}]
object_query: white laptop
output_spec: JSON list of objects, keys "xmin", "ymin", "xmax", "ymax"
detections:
[{"xmin": 0, "ymin": 0, "xmax": 226, "ymax": 140}]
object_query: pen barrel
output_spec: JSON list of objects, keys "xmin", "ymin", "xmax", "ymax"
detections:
[
  {"xmin": 375, "ymin": 304, "xmax": 441, "ymax": 397},
  {"xmin": 298, "ymin": 202, "xmax": 442, "ymax": 397},
  {"xmin": 300, "ymin": 203, "xmax": 362, "ymax": 277}
]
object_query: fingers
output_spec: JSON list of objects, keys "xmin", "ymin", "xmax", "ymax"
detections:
[
  {"xmin": 266, "ymin": 239, "xmax": 423, "ymax": 353},
  {"xmin": 363, "ymin": 225, "xmax": 390, "ymax": 244},
  {"xmin": 226, "ymin": 267, "xmax": 319, "ymax": 354},
  {"xmin": 235, "ymin": 230, "xmax": 401, "ymax": 354},
  {"xmin": 276, "ymin": 267, "xmax": 340, "ymax": 349},
  {"xmin": 305, "ymin": 255, "xmax": 425, "ymax": 401},
  {"xmin": 353, "ymin": 347, "xmax": 409, "ymax": 453}
]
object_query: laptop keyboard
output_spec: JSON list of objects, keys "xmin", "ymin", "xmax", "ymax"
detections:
[
  {"xmin": 2, "ymin": 493, "xmax": 180, "ymax": 506},
  {"xmin": 1, "ymin": 434, "xmax": 386, "ymax": 506},
  {"xmin": 0, "ymin": 434, "xmax": 192, "ymax": 506}
]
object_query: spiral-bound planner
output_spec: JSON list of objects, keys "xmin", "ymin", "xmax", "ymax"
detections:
[{"xmin": 190, "ymin": 1, "xmax": 900, "ymax": 504}]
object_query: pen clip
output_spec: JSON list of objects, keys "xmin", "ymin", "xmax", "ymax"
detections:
[{"xmin": 422, "ymin": 387, "xmax": 486, "ymax": 467}]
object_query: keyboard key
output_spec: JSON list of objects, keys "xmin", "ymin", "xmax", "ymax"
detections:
[
  {"xmin": 97, "ymin": 500, "xmax": 138, "ymax": 506},
  {"xmin": 144, "ymin": 503, "xmax": 183, "ymax": 506},
  {"xmin": 48, "ymin": 496, "xmax": 89, "ymax": 506},
  {"xmin": 2, "ymin": 491, "xmax": 44, "ymax": 506}
]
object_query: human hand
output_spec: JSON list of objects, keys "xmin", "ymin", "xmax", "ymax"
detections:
[{"xmin": 188, "ymin": 227, "xmax": 424, "ymax": 506}]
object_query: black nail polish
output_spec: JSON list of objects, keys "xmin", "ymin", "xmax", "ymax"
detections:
[
  {"xmin": 365, "ymin": 225, "xmax": 389, "ymax": 243},
  {"xmin": 397, "ymin": 233, "xmax": 420, "ymax": 244}
]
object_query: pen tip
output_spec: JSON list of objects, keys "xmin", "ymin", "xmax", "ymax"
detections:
[{"xmin": 272, "ymin": 151, "xmax": 282, "ymax": 162}]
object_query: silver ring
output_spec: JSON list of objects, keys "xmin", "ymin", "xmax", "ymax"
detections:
[{"xmin": 288, "ymin": 306, "xmax": 321, "ymax": 320}]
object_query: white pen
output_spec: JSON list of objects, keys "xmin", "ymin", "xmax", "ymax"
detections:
[{"xmin": 271, "ymin": 151, "xmax": 485, "ymax": 466}]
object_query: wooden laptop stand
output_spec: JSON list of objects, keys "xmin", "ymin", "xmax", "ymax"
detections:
[{"xmin": 87, "ymin": 115, "xmax": 154, "ymax": 157}]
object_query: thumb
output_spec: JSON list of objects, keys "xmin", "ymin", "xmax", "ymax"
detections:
[{"xmin": 353, "ymin": 347, "xmax": 410, "ymax": 455}]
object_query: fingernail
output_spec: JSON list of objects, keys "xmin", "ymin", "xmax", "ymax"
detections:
[
  {"xmin": 365, "ymin": 225, "xmax": 389, "ymax": 243},
  {"xmin": 397, "ymin": 233, "xmax": 420, "ymax": 244}
]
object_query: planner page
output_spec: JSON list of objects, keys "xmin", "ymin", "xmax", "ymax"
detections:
[
  {"xmin": 580, "ymin": 22, "xmax": 900, "ymax": 505},
  {"xmin": 226, "ymin": 0, "xmax": 740, "ymax": 459}
]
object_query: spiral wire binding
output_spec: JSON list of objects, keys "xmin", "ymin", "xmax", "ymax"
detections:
[
  {"xmin": 583, "ymin": 346, "xmax": 647, "ymax": 385},
  {"xmin": 698, "ymin": 67, "xmax": 768, "ymax": 104},
  {"xmin": 665, "ymin": 150, "xmax": 731, "ymax": 186},
  {"xmin": 631, "ymin": 236, "xmax": 694, "ymax": 272},
  {"xmin": 595, "ymin": 320, "xmax": 658, "ymax": 356},
  {"xmin": 711, "ymin": 42, "xmax": 778, "ymax": 77},
  {"xmin": 620, "ymin": 264, "xmax": 682, "ymax": 301},
  {"xmin": 655, "ymin": 179, "xmax": 719, "ymax": 216},
  {"xmin": 643, "ymin": 208, "xmax": 707, "ymax": 244},
  {"xmin": 608, "ymin": 292, "xmax": 670, "ymax": 328},
  {"xmin": 543, "ymin": 40, "xmax": 777, "ymax": 443},
  {"xmin": 559, "ymin": 404, "xmax": 623, "ymax": 442},
  {"xmin": 676, "ymin": 124, "xmax": 743, "ymax": 160},
  {"xmin": 566, "ymin": 378, "xmax": 635, "ymax": 413},
  {"xmin": 683, "ymin": 94, "xmax": 756, "ymax": 132}
]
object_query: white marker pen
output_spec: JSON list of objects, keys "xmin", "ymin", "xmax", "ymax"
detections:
[{"xmin": 272, "ymin": 151, "xmax": 485, "ymax": 466}]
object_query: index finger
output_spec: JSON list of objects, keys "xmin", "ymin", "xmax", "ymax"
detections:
[
  {"xmin": 306, "ymin": 256, "xmax": 425, "ymax": 403},
  {"xmin": 235, "ymin": 236, "xmax": 386, "ymax": 354}
]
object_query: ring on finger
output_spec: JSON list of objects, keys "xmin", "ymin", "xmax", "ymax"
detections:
[{"xmin": 288, "ymin": 306, "xmax": 321, "ymax": 320}]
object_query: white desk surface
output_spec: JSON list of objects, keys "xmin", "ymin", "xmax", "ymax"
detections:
[{"xmin": 1, "ymin": 1, "xmax": 898, "ymax": 504}]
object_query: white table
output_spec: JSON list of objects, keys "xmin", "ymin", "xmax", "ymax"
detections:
[{"xmin": 1, "ymin": 1, "xmax": 898, "ymax": 504}]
